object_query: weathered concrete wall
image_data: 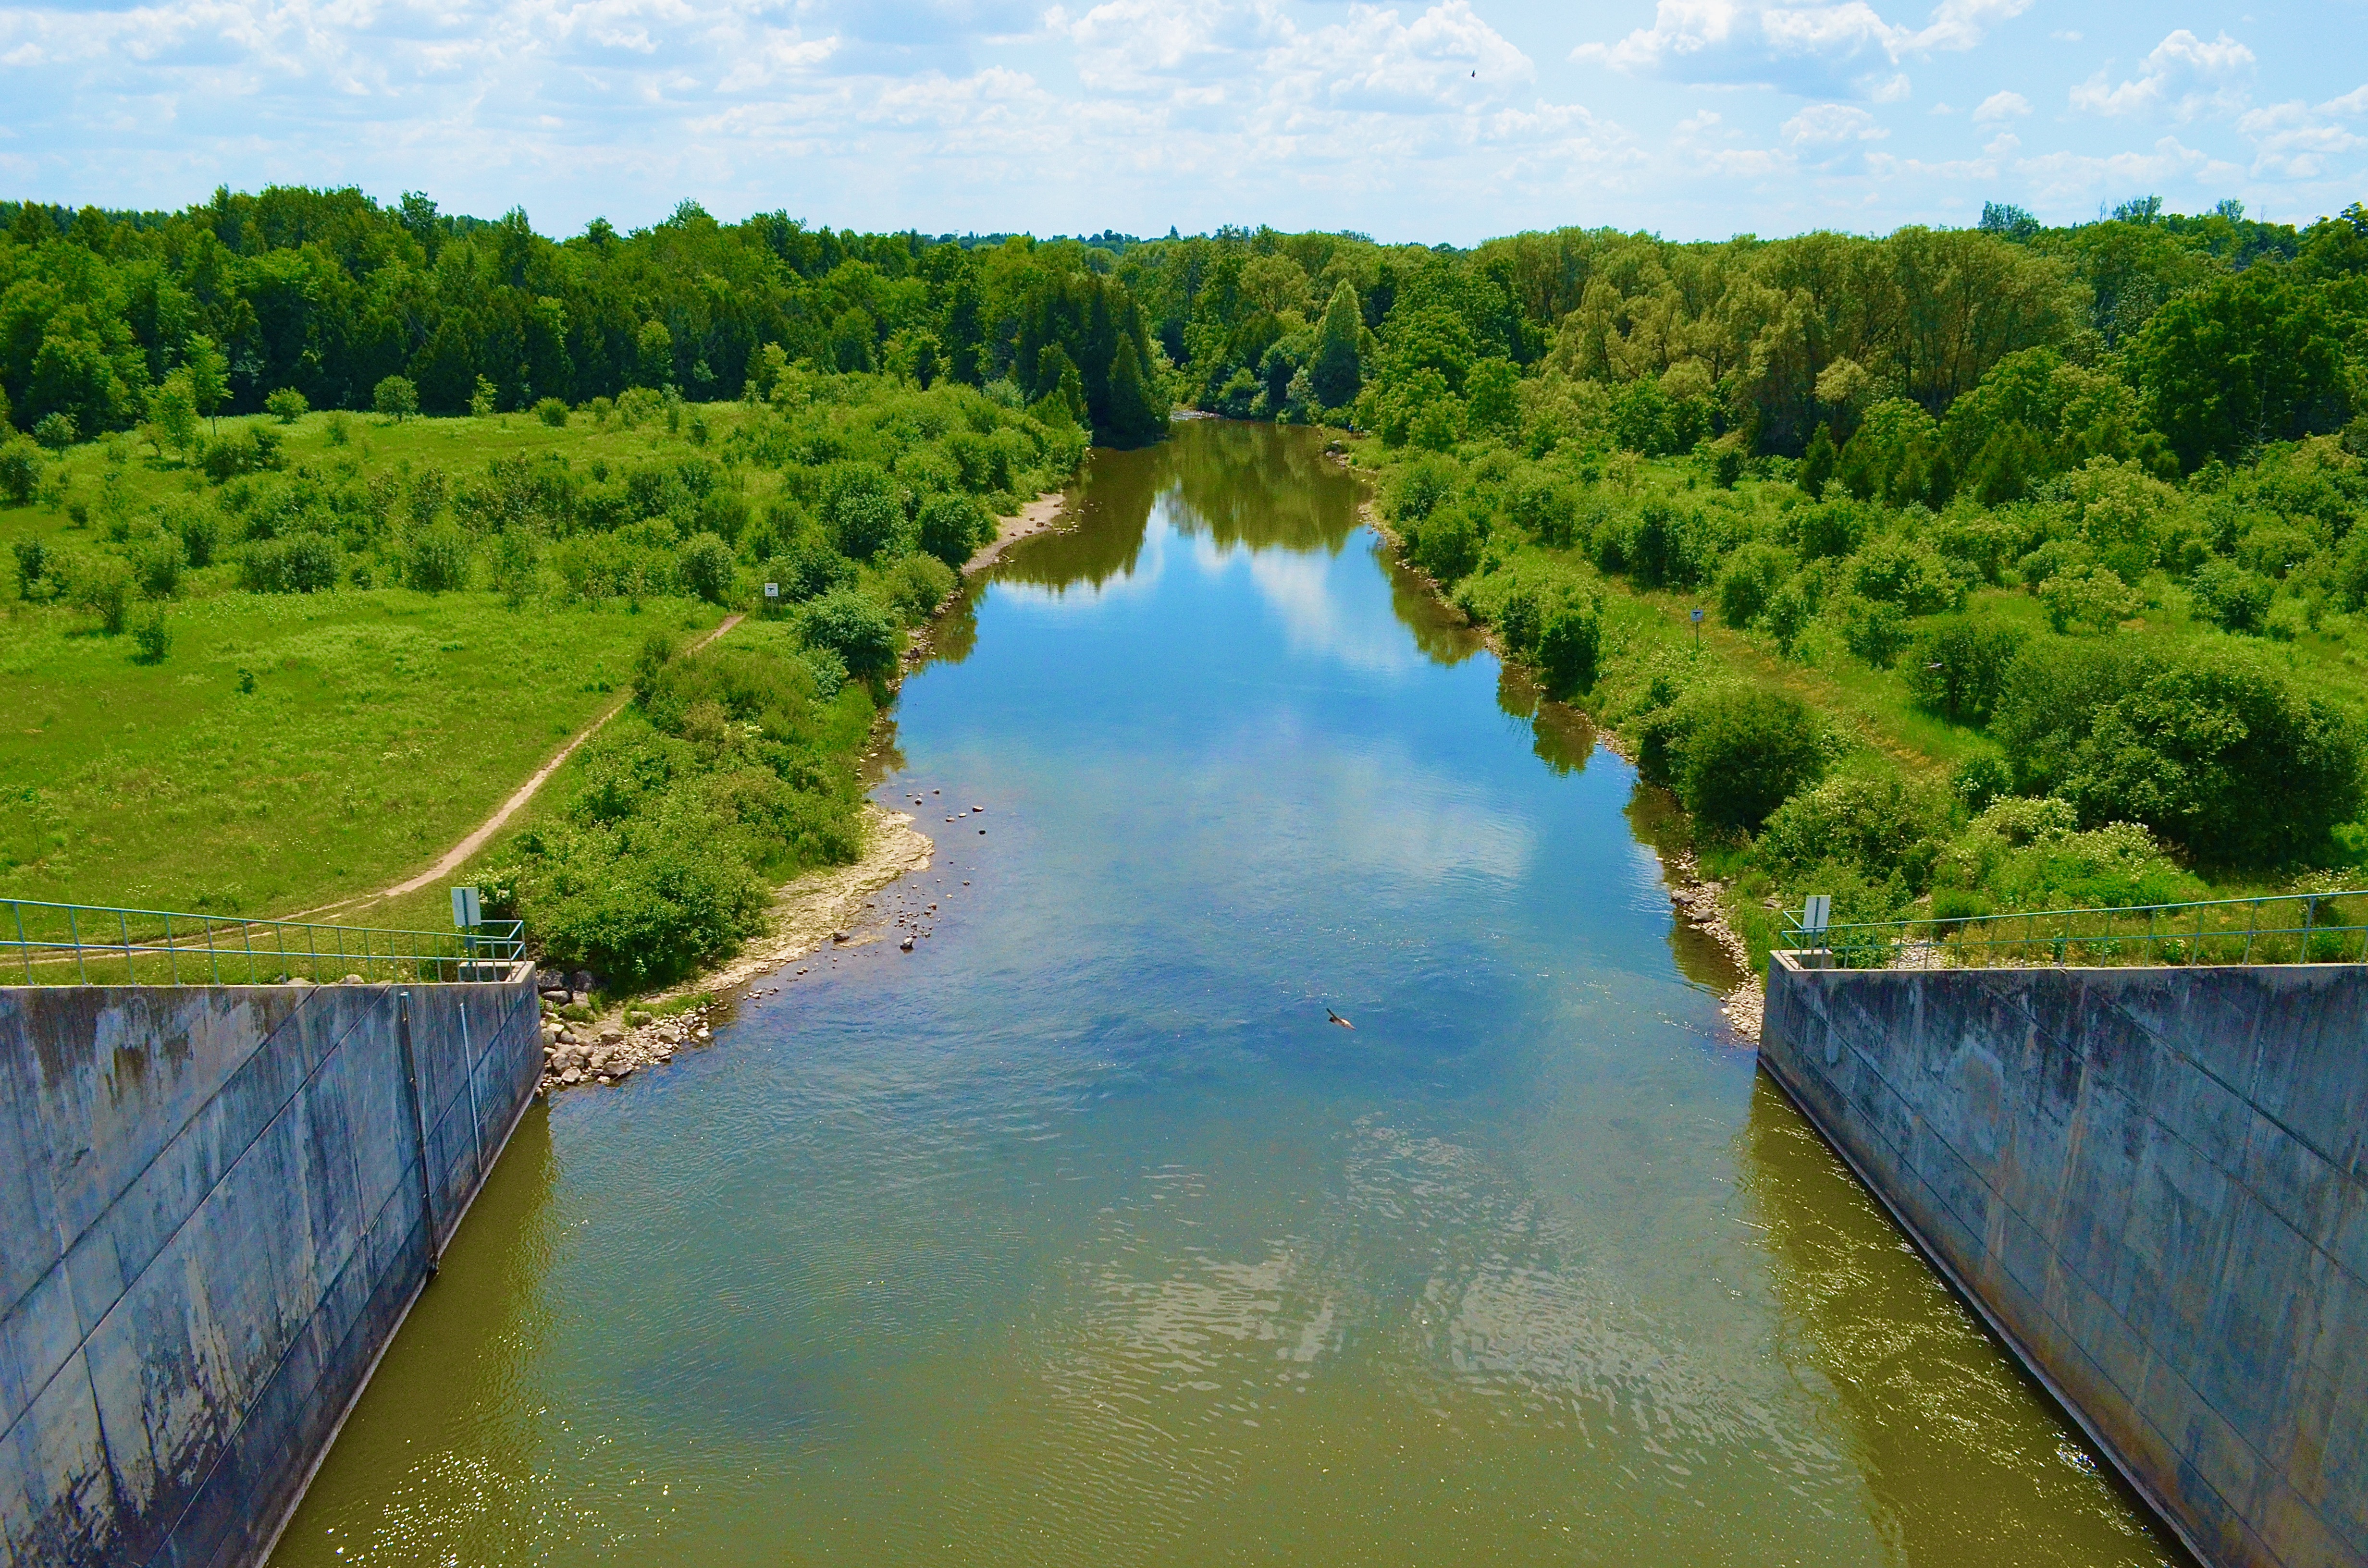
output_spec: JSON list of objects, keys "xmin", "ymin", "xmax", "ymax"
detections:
[
  {"xmin": 0, "ymin": 971, "xmax": 541, "ymax": 1568},
  {"xmin": 1761, "ymin": 955, "xmax": 2367, "ymax": 1568}
]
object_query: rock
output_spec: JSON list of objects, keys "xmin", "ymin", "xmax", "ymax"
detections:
[
  {"xmin": 832, "ymin": 931, "xmax": 849, "ymax": 943},
  {"xmin": 570, "ymin": 970, "xmax": 596, "ymax": 994},
  {"xmin": 560, "ymin": 1068, "xmax": 583, "ymax": 1085},
  {"xmin": 610, "ymin": 1063, "xmax": 634, "ymax": 1080},
  {"xmin": 600, "ymin": 1027, "xmax": 624, "ymax": 1044},
  {"xmin": 343, "ymin": 974, "xmax": 366, "ymax": 985},
  {"xmin": 900, "ymin": 936, "xmax": 915, "ymax": 952}
]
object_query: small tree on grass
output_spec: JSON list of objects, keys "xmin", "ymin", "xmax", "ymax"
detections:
[
  {"xmin": 373, "ymin": 375, "xmax": 419, "ymax": 423},
  {"xmin": 265, "ymin": 387, "xmax": 309, "ymax": 423},
  {"xmin": 1677, "ymin": 688, "xmax": 1829, "ymax": 832},
  {"xmin": 185, "ymin": 335, "xmax": 229, "ymax": 434}
]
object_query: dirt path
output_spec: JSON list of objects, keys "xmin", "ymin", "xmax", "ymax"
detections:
[
  {"xmin": 298, "ymin": 613, "xmax": 745, "ymax": 920},
  {"xmin": 963, "ymin": 491, "xmax": 1069, "ymax": 573}
]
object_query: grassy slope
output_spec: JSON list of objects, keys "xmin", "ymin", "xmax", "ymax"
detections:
[{"xmin": 0, "ymin": 411, "xmax": 747, "ymax": 929}]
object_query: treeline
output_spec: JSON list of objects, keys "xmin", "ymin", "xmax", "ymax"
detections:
[
  {"xmin": 0, "ymin": 188, "xmax": 1167, "ymax": 447},
  {"xmin": 1113, "ymin": 201, "xmax": 2367, "ymax": 471}
]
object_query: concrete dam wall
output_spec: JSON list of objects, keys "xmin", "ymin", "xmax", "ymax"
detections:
[
  {"xmin": 0, "ymin": 971, "xmax": 542, "ymax": 1568},
  {"xmin": 1761, "ymin": 955, "xmax": 2366, "ymax": 1568}
]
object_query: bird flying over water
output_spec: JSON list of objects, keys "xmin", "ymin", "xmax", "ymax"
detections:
[{"xmin": 1327, "ymin": 1008, "xmax": 1355, "ymax": 1029}]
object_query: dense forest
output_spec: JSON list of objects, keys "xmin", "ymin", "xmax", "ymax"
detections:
[{"xmin": 0, "ymin": 189, "xmax": 1167, "ymax": 448}]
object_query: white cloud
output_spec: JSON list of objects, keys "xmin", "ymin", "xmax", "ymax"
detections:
[
  {"xmin": 2319, "ymin": 84, "xmax": 2368, "ymax": 117},
  {"xmin": 1574, "ymin": 0, "xmax": 2031, "ymax": 97},
  {"xmin": 2237, "ymin": 99, "xmax": 2368, "ymax": 179},
  {"xmin": 1782, "ymin": 102, "xmax": 1888, "ymax": 145},
  {"xmin": 2071, "ymin": 29, "xmax": 2255, "ymax": 120},
  {"xmin": 1972, "ymin": 89, "xmax": 2028, "ymax": 122}
]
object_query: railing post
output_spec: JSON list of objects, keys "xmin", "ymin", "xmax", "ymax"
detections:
[
  {"xmin": 395, "ymin": 990, "xmax": 442, "ymax": 1276},
  {"xmin": 13, "ymin": 902, "xmax": 30, "ymax": 985},
  {"xmin": 67, "ymin": 906, "xmax": 85, "ymax": 984},
  {"xmin": 165, "ymin": 912, "xmax": 178, "ymax": 986}
]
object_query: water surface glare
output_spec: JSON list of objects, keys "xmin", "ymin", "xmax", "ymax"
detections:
[{"xmin": 276, "ymin": 421, "xmax": 2184, "ymax": 1567}]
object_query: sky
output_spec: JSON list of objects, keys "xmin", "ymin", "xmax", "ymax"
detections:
[{"xmin": 0, "ymin": 0, "xmax": 2363, "ymax": 244}]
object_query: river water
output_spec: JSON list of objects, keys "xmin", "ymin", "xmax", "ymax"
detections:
[{"xmin": 275, "ymin": 420, "xmax": 2183, "ymax": 1567}]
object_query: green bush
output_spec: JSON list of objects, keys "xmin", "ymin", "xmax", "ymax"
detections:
[
  {"xmin": 2041, "ymin": 564, "xmax": 2141, "ymax": 634},
  {"xmin": 917, "ymin": 492, "xmax": 994, "ymax": 568},
  {"xmin": 1993, "ymin": 639, "xmax": 2364, "ymax": 867},
  {"xmin": 1409, "ymin": 505, "xmax": 1482, "ymax": 585},
  {"xmin": 678, "ymin": 530, "xmax": 737, "ymax": 604},
  {"xmin": 800, "ymin": 587, "xmax": 900, "ymax": 680},
  {"xmin": 535, "ymin": 397, "xmax": 570, "ymax": 428},
  {"xmin": 1903, "ymin": 615, "xmax": 2029, "ymax": 724},
  {"xmin": 1937, "ymin": 799, "xmax": 2199, "ymax": 912},
  {"xmin": 200, "ymin": 425, "xmax": 284, "ymax": 483},
  {"xmin": 0, "ymin": 440, "xmax": 40, "ymax": 504},
  {"xmin": 1758, "ymin": 772, "xmax": 1954, "ymax": 893},
  {"xmin": 2188, "ymin": 559, "xmax": 2274, "ymax": 634},
  {"xmin": 407, "ymin": 524, "xmax": 473, "ymax": 592},
  {"xmin": 160, "ymin": 499, "xmax": 220, "ymax": 567},
  {"xmin": 126, "ymin": 529, "xmax": 185, "ymax": 598},
  {"xmin": 239, "ymin": 530, "xmax": 342, "ymax": 593},
  {"xmin": 264, "ymin": 388, "xmax": 309, "ymax": 423},
  {"xmin": 66, "ymin": 552, "xmax": 134, "ymax": 633},
  {"xmin": 12, "ymin": 537, "xmax": 49, "ymax": 596},
  {"xmin": 33, "ymin": 411, "xmax": 77, "ymax": 451},
  {"xmin": 1672, "ymin": 688, "xmax": 1829, "ymax": 831},
  {"xmin": 1535, "ymin": 596, "xmax": 1603, "ymax": 698},
  {"xmin": 1836, "ymin": 594, "xmax": 1910, "ymax": 668},
  {"xmin": 1950, "ymin": 751, "xmax": 2013, "ymax": 813},
  {"xmin": 824, "ymin": 464, "xmax": 910, "ymax": 561},
  {"xmin": 1388, "ymin": 457, "xmax": 1457, "ymax": 523},
  {"xmin": 1849, "ymin": 535, "xmax": 1963, "ymax": 615},
  {"xmin": 131, "ymin": 607, "xmax": 172, "ymax": 664},
  {"xmin": 1716, "ymin": 541, "xmax": 1790, "ymax": 629},
  {"xmin": 880, "ymin": 552, "xmax": 957, "ymax": 623},
  {"xmin": 373, "ymin": 375, "xmax": 418, "ymax": 421}
]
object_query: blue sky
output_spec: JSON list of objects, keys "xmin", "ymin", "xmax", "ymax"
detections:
[{"xmin": 1, "ymin": 0, "xmax": 2362, "ymax": 242}]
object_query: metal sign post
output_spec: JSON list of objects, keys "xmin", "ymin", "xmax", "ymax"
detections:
[{"xmin": 1690, "ymin": 606, "xmax": 1703, "ymax": 651}]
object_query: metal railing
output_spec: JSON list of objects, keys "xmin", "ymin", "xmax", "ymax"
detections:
[
  {"xmin": 1783, "ymin": 889, "xmax": 2368, "ymax": 971},
  {"xmin": 2, "ymin": 898, "xmax": 526, "ymax": 987}
]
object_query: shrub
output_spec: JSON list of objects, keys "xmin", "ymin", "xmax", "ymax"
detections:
[
  {"xmin": 1849, "ymin": 535, "xmax": 1962, "ymax": 615},
  {"xmin": 407, "ymin": 524, "xmax": 473, "ymax": 593},
  {"xmin": 678, "ymin": 530, "xmax": 737, "ymax": 604},
  {"xmin": 1535, "ymin": 596, "xmax": 1603, "ymax": 698},
  {"xmin": 264, "ymin": 388, "xmax": 309, "ymax": 423},
  {"xmin": 588, "ymin": 396, "xmax": 614, "ymax": 427},
  {"xmin": 1950, "ymin": 751, "xmax": 2013, "ymax": 813},
  {"xmin": 131, "ymin": 607, "xmax": 172, "ymax": 664},
  {"xmin": 1764, "ymin": 584, "xmax": 1812, "ymax": 656},
  {"xmin": 489, "ymin": 528, "xmax": 542, "ymax": 608},
  {"xmin": 1903, "ymin": 615, "xmax": 2030, "ymax": 725},
  {"xmin": 66, "ymin": 553, "xmax": 134, "ymax": 633},
  {"xmin": 0, "ymin": 439, "xmax": 40, "ymax": 504},
  {"xmin": 161, "ymin": 499, "xmax": 220, "ymax": 567},
  {"xmin": 1409, "ymin": 506, "xmax": 1482, "ymax": 585},
  {"xmin": 33, "ymin": 411, "xmax": 77, "ymax": 451},
  {"xmin": 1388, "ymin": 457, "xmax": 1458, "ymax": 523},
  {"xmin": 1837, "ymin": 594, "xmax": 1910, "ymax": 668},
  {"xmin": 1992, "ymin": 639, "xmax": 2364, "ymax": 867},
  {"xmin": 917, "ymin": 493, "xmax": 994, "ymax": 568},
  {"xmin": 238, "ymin": 530, "xmax": 342, "ymax": 593},
  {"xmin": 1672, "ymin": 688, "xmax": 1828, "ymax": 831},
  {"xmin": 535, "ymin": 397, "xmax": 570, "ymax": 428},
  {"xmin": 824, "ymin": 464, "xmax": 910, "ymax": 561},
  {"xmin": 2041, "ymin": 564, "xmax": 2141, "ymax": 634},
  {"xmin": 323, "ymin": 410, "xmax": 351, "ymax": 445},
  {"xmin": 800, "ymin": 588, "xmax": 900, "ymax": 680},
  {"xmin": 126, "ymin": 529, "xmax": 185, "ymax": 598},
  {"xmin": 200, "ymin": 425, "xmax": 285, "ymax": 483},
  {"xmin": 765, "ymin": 533, "xmax": 860, "ymax": 603},
  {"xmin": 1795, "ymin": 498, "xmax": 1875, "ymax": 559},
  {"xmin": 1938, "ymin": 800, "xmax": 2200, "ymax": 912},
  {"xmin": 2187, "ymin": 560, "xmax": 2274, "ymax": 634},
  {"xmin": 12, "ymin": 537, "xmax": 49, "ymax": 596},
  {"xmin": 1758, "ymin": 773, "xmax": 1955, "ymax": 893},
  {"xmin": 880, "ymin": 552, "xmax": 957, "ymax": 622},
  {"xmin": 1717, "ymin": 541, "xmax": 1791, "ymax": 629}
]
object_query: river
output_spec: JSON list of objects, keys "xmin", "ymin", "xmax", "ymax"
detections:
[{"xmin": 273, "ymin": 419, "xmax": 2184, "ymax": 1567}]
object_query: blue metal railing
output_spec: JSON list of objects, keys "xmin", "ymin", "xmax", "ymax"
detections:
[
  {"xmin": 1782, "ymin": 889, "xmax": 2368, "ymax": 971},
  {"xmin": 2, "ymin": 898, "xmax": 526, "ymax": 987}
]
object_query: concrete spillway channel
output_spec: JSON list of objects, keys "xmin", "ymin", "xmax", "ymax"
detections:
[
  {"xmin": 1762, "ymin": 953, "xmax": 2368, "ymax": 1568},
  {"xmin": 0, "ymin": 969, "xmax": 542, "ymax": 1568}
]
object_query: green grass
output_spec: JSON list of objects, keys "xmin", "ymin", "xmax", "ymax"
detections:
[{"xmin": 0, "ymin": 583, "xmax": 720, "ymax": 921}]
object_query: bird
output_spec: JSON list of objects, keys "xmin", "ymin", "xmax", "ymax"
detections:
[{"xmin": 1327, "ymin": 1007, "xmax": 1355, "ymax": 1029}]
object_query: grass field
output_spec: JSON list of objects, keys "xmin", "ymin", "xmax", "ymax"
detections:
[{"xmin": 0, "ymin": 407, "xmax": 777, "ymax": 933}]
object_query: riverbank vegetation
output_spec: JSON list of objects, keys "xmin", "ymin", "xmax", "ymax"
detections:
[
  {"xmin": 0, "ymin": 189, "xmax": 1106, "ymax": 986},
  {"xmin": 1109, "ymin": 204, "xmax": 2368, "ymax": 954}
]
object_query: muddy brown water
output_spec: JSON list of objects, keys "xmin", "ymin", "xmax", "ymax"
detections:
[{"xmin": 273, "ymin": 420, "xmax": 2185, "ymax": 1567}]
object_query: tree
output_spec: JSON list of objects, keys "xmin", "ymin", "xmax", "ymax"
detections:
[
  {"xmin": 470, "ymin": 376, "xmax": 499, "ymax": 417},
  {"xmin": 184, "ymin": 335, "xmax": 228, "ymax": 434},
  {"xmin": 1798, "ymin": 423, "xmax": 1837, "ymax": 499},
  {"xmin": 2133, "ymin": 269, "xmax": 2348, "ymax": 468},
  {"xmin": 1676, "ymin": 689, "xmax": 1829, "ymax": 831},
  {"xmin": 1034, "ymin": 343, "xmax": 1087, "ymax": 428},
  {"xmin": 1102, "ymin": 333, "xmax": 1167, "ymax": 448},
  {"xmin": 799, "ymin": 588, "xmax": 899, "ymax": 680},
  {"xmin": 637, "ymin": 320, "xmax": 675, "ymax": 387},
  {"xmin": 1309, "ymin": 282, "xmax": 1363, "ymax": 410},
  {"xmin": 264, "ymin": 388, "xmax": 308, "ymax": 423},
  {"xmin": 1465, "ymin": 358, "xmax": 1520, "ymax": 438},
  {"xmin": 373, "ymin": 375, "xmax": 419, "ymax": 422}
]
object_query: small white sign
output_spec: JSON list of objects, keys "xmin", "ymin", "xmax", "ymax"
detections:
[
  {"xmin": 452, "ymin": 886, "xmax": 482, "ymax": 929},
  {"xmin": 764, "ymin": 582, "xmax": 780, "ymax": 600},
  {"xmin": 1802, "ymin": 894, "xmax": 1831, "ymax": 936}
]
